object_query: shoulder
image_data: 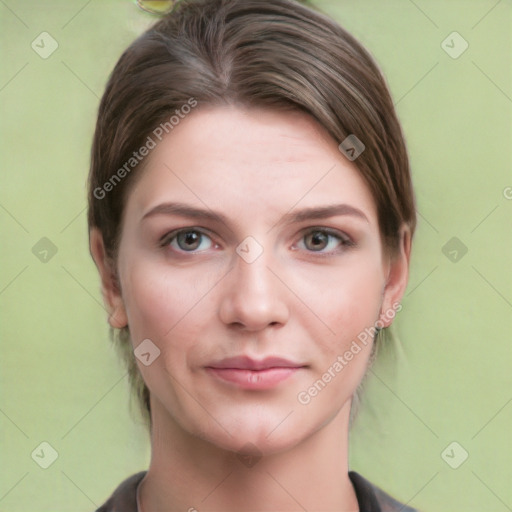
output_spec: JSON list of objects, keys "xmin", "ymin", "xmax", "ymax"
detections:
[
  {"xmin": 349, "ymin": 471, "xmax": 419, "ymax": 512},
  {"xmin": 95, "ymin": 471, "xmax": 146, "ymax": 512}
]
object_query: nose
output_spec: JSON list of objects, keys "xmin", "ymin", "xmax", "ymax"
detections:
[{"xmin": 218, "ymin": 249, "xmax": 289, "ymax": 331}]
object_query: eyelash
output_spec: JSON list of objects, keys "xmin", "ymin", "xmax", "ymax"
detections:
[
  {"xmin": 298, "ymin": 227, "xmax": 355, "ymax": 254},
  {"xmin": 159, "ymin": 227, "xmax": 355, "ymax": 255},
  {"xmin": 160, "ymin": 228, "xmax": 216, "ymax": 253}
]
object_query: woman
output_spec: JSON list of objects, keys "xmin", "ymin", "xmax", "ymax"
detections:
[{"xmin": 88, "ymin": 0, "xmax": 417, "ymax": 510}]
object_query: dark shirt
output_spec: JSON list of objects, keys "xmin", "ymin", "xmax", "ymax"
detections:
[{"xmin": 95, "ymin": 471, "xmax": 418, "ymax": 511}]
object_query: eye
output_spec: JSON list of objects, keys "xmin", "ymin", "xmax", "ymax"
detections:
[
  {"xmin": 298, "ymin": 228, "xmax": 353, "ymax": 253},
  {"xmin": 162, "ymin": 229, "xmax": 214, "ymax": 252}
]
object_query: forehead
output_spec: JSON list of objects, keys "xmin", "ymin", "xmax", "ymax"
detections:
[{"xmin": 126, "ymin": 105, "xmax": 378, "ymax": 222}]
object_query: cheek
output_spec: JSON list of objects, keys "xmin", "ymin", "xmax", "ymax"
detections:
[
  {"xmin": 119, "ymin": 257, "xmax": 208, "ymax": 348},
  {"xmin": 296, "ymin": 259, "xmax": 384, "ymax": 402},
  {"xmin": 296, "ymin": 259, "xmax": 384, "ymax": 408},
  {"xmin": 117, "ymin": 253, "xmax": 229, "ymax": 378},
  {"xmin": 292, "ymin": 270, "xmax": 382, "ymax": 422},
  {"xmin": 118, "ymin": 260, "xmax": 212, "ymax": 396},
  {"xmin": 297, "ymin": 254, "xmax": 385, "ymax": 343}
]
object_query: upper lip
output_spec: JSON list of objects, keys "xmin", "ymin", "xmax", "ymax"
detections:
[{"xmin": 206, "ymin": 356, "xmax": 305, "ymax": 371}]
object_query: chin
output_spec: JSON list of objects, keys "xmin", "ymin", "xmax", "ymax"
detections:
[
  {"xmin": 215, "ymin": 431, "xmax": 303, "ymax": 459},
  {"xmin": 190, "ymin": 411, "xmax": 314, "ymax": 458}
]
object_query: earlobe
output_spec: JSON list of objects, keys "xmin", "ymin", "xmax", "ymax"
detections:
[
  {"xmin": 89, "ymin": 228, "xmax": 128, "ymax": 329},
  {"xmin": 378, "ymin": 226, "xmax": 412, "ymax": 328},
  {"xmin": 108, "ymin": 305, "xmax": 129, "ymax": 329}
]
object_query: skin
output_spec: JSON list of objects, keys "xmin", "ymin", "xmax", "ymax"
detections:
[{"xmin": 91, "ymin": 105, "xmax": 411, "ymax": 511}]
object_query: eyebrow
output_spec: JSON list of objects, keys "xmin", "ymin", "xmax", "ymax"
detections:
[{"xmin": 141, "ymin": 202, "xmax": 369, "ymax": 225}]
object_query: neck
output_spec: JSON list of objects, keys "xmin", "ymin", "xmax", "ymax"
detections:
[{"xmin": 139, "ymin": 398, "xmax": 358, "ymax": 512}]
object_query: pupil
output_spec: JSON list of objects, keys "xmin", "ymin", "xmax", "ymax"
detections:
[
  {"xmin": 180, "ymin": 231, "xmax": 200, "ymax": 249},
  {"xmin": 309, "ymin": 231, "xmax": 327, "ymax": 250}
]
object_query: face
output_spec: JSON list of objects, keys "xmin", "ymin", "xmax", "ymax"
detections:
[{"xmin": 92, "ymin": 105, "xmax": 409, "ymax": 456}]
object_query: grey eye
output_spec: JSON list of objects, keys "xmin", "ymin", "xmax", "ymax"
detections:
[
  {"xmin": 304, "ymin": 231, "xmax": 330, "ymax": 251},
  {"xmin": 177, "ymin": 231, "xmax": 201, "ymax": 250},
  {"xmin": 166, "ymin": 230, "xmax": 213, "ymax": 252}
]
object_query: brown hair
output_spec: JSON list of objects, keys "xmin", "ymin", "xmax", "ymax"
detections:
[{"xmin": 88, "ymin": 0, "xmax": 416, "ymax": 429}]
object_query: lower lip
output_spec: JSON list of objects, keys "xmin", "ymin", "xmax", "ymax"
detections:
[{"xmin": 206, "ymin": 367, "xmax": 302, "ymax": 390}]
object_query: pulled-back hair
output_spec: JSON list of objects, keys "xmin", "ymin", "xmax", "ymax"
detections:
[{"xmin": 88, "ymin": 0, "xmax": 416, "ymax": 429}]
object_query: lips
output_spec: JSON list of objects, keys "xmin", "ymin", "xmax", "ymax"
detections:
[
  {"xmin": 207, "ymin": 355, "xmax": 303, "ymax": 371},
  {"xmin": 205, "ymin": 356, "xmax": 306, "ymax": 390}
]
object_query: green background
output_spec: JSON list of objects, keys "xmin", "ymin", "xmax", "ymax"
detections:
[{"xmin": 1, "ymin": 1, "xmax": 511, "ymax": 510}]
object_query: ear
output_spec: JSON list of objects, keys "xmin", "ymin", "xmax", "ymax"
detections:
[
  {"xmin": 89, "ymin": 227, "xmax": 128, "ymax": 329},
  {"xmin": 378, "ymin": 226, "xmax": 412, "ymax": 327}
]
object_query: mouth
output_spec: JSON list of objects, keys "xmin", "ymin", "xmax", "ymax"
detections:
[{"xmin": 205, "ymin": 356, "xmax": 307, "ymax": 390}]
